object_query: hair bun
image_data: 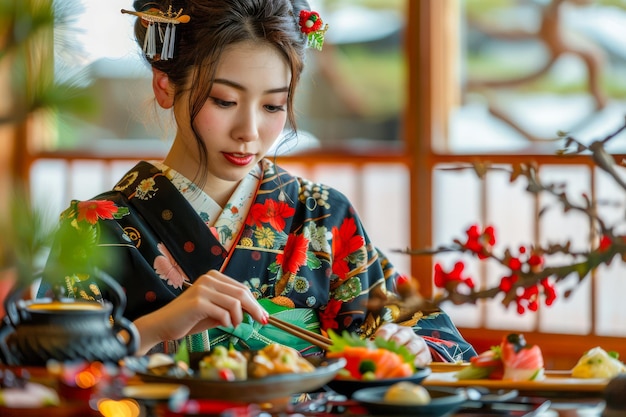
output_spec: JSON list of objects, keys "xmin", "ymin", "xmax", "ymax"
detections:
[{"xmin": 133, "ymin": 1, "xmax": 162, "ymax": 12}]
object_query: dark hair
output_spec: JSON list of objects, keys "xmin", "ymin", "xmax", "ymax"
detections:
[{"xmin": 132, "ymin": 0, "xmax": 310, "ymax": 186}]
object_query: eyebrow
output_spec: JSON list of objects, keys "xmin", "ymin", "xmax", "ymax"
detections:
[{"xmin": 213, "ymin": 78, "xmax": 289, "ymax": 94}]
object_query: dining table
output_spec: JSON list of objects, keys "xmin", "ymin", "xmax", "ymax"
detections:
[{"xmin": 0, "ymin": 359, "xmax": 617, "ymax": 417}]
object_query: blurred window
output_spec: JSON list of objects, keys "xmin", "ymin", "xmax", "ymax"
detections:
[
  {"xmin": 448, "ymin": 0, "xmax": 626, "ymax": 154},
  {"xmin": 49, "ymin": 0, "xmax": 407, "ymax": 153}
]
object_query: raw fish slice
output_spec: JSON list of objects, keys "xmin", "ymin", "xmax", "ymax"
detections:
[{"xmin": 500, "ymin": 334, "xmax": 544, "ymax": 381}]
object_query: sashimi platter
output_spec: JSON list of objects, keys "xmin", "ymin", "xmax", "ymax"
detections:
[{"xmin": 423, "ymin": 333, "xmax": 625, "ymax": 396}]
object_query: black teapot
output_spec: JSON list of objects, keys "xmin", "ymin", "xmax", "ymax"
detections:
[{"xmin": 0, "ymin": 270, "xmax": 139, "ymax": 366}]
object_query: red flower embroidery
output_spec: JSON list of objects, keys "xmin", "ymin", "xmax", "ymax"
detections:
[
  {"xmin": 76, "ymin": 200, "xmax": 119, "ymax": 225},
  {"xmin": 276, "ymin": 233, "xmax": 309, "ymax": 275},
  {"xmin": 299, "ymin": 10, "xmax": 323, "ymax": 34},
  {"xmin": 331, "ymin": 218, "xmax": 365, "ymax": 280},
  {"xmin": 247, "ymin": 199, "xmax": 295, "ymax": 232},
  {"xmin": 319, "ymin": 298, "xmax": 342, "ymax": 331}
]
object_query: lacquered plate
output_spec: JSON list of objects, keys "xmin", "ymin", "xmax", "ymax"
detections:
[
  {"xmin": 326, "ymin": 367, "xmax": 432, "ymax": 398},
  {"xmin": 352, "ymin": 386, "xmax": 466, "ymax": 416},
  {"xmin": 128, "ymin": 355, "xmax": 346, "ymax": 403},
  {"xmin": 424, "ymin": 369, "xmax": 610, "ymax": 396}
]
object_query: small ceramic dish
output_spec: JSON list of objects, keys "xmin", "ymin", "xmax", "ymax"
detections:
[
  {"xmin": 325, "ymin": 367, "xmax": 432, "ymax": 398},
  {"xmin": 352, "ymin": 385, "xmax": 467, "ymax": 416},
  {"xmin": 127, "ymin": 354, "xmax": 347, "ymax": 403}
]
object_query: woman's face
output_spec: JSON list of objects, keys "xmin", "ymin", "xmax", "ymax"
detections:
[{"xmin": 173, "ymin": 41, "xmax": 290, "ymax": 185}]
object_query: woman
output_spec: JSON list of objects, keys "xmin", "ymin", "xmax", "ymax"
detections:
[{"xmin": 39, "ymin": 0, "xmax": 476, "ymax": 365}]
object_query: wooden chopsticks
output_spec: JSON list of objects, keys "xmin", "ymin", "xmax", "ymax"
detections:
[{"xmin": 267, "ymin": 316, "xmax": 332, "ymax": 351}]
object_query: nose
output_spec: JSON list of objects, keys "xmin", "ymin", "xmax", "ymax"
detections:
[{"xmin": 232, "ymin": 107, "xmax": 260, "ymax": 142}]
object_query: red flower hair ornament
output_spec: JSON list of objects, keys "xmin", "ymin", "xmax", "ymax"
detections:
[{"xmin": 298, "ymin": 10, "xmax": 329, "ymax": 51}]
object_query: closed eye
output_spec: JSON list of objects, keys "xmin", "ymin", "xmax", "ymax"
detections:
[
  {"xmin": 265, "ymin": 104, "xmax": 285, "ymax": 113},
  {"xmin": 211, "ymin": 97, "xmax": 235, "ymax": 108}
]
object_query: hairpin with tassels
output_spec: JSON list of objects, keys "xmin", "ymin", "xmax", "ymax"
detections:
[
  {"xmin": 298, "ymin": 10, "xmax": 329, "ymax": 51},
  {"xmin": 121, "ymin": 6, "xmax": 190, "ymax": 61}
]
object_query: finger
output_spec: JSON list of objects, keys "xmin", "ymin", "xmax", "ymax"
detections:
[
  {"xmin": 389, "ymin": 327, "xmax": 414, "ymax": 346},
  {"xmin": 414, "ymin": 350, "xmax": 432, "ymax": 367},
  {"xmin": 404, "ymin": 338, "xmax": 426, "ymax": 355},
  {"xmin": 200, "ymin": 292, "xmax": 241, "ymax": 328},
  {"xmin": 189, "ymin": 283, "xmax": 246, "ymax": 327},
  {"xmin": 374, "ymin": 322, "xmax": 399, "ymax": 340},
  {"xmin": 198, "ymin": 271, "xmax": 268, "ymax": 324},
  {"xmin": 404, "ymin": 339, "xmax": 432, "ymax": 367}
]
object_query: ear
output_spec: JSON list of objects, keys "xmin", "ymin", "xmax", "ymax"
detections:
[{"xmin": 152, "ymin": 68, "xmax": 175, "ymax": 109}]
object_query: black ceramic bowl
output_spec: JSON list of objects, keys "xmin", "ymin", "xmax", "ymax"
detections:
[
  {"xmin": 325, "ymin": 367, "xmax": 432, "ymax": 398},
  {"xmin": 352, "ymin": 385, "xmax": 467, "ymax": 416}
]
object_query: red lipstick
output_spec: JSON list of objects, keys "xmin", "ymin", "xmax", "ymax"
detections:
[{"xmin": 223, "ymin": 153, "xmax": 254, "ymax": 166}]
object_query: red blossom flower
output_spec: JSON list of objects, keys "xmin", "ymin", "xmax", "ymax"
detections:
[
  {"xmin": 76, "ymin": 200, "xmax": 119, "ymax": 225},
  {"xmin": 276, "ymin": 233, "xmax": 309, "ymax": 275},
  {"xmin": 527, "ymin": 254, "xmax": 543, "ymax": 266},
  {"xmin": 499, "ymin": 274, "xmax": 518, "ymax": 292},
  {"xmin": 515, "ymin": 284, "xmax": 540, "ymax": 314},
  {"xmin": 508, "ymin": 257, "xmax": 522, "ymax": 271},
  {"xmin": 299, "ymin": 10, "xmax": 323, "ymax": 34},
  {"xmin": 434, "ymin": 261, "xmax": 475, "ymax": 289},
  {"xmin": 319, "ymin": 298, "xmax": 342, "ymax": 331},
  {"xmin": 247, "ymin": 199, "xmax": 295, "ymax": 231},
  {"xmin": 599, "ymin": 235, "xmax": 612, "ymax": 251},
  {"xmin": 395, "ymin": 274, "xmax": 419, "ymax": 298},
  {"xmin": 541, "ymin": 278, "xmax": 557, "ymax": 306},
  {"xmin": 331, "ymin": 218, "xmax": 365, "ymax": 280},
  {"xmin": 396, "ymin": 274, "xmax": 410, "ymax": 287},
  {"xmin": 464, "ymin": 224, "xmax": 495, "ymax": 259}
]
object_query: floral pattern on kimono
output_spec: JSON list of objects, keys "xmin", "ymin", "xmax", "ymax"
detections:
[{"xmin": 39, "ymin": 159, "xmax": 476, "ymax": 361}]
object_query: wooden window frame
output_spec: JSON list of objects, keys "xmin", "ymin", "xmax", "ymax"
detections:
[
  {"xmin": 410, "ymin": 0, "xmax": 625, "ymax": 367},
  {"xmin": 11, "ymin": 0, "xmax": 625, "ymax": 367}
]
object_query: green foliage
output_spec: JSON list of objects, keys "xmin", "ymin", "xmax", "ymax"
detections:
[
  {"xmin": 1, "ymin": 0, "xmax": 97, "ymax": 125},
  {"xmin": 327, "ymin": 329, "xmax": 369, "ymax": 351},
  {"xmin": 0, "ymin": 190, "xmax": 56, "ymax": 285},
  {"xmin": 174, "ymin": 339, "xmax": 190, "ymax": 366}
]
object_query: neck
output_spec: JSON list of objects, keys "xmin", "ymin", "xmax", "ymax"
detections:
[{"xmin": 163, "ymin": 147, "xmax": 237, "ymax": 208}]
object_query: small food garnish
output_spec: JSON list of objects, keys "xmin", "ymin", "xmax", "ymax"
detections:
[
  {"xmin": 326, "ymin": 330, "xmax": 415, "ymax": 380},
  {"xmin": 457, "ymin": 333, "xmax": 544, "ymax": 381},
  {"xmin": 572, "ymin": 347, "xmax": 626, "ymax": 379},
  {"xmin": 0, "ymin": 369, "xmax": 60, "ymax": 408},
  {"xmin": 147, "ymin": 353, "xmax": 175, "ymax": 376},
  {"xmin": 501, "ymin": 333, "xmax": 544, "ymax": 381},
  {"xmin": 384, "ymin": 381, "xmax": 431, "ymax": 405},
  {"xmin": 145, "ymin": 352, "xmax": 192, "ymax": 378},
  {"xmin": 249, "ymin": 344, "xmax": 315, "ymax": 378},
  {"xmin": 457, "ymin": 347, "xmax": 503, "ymax": 380},
  {"xmin": 199, "ymin": 345, "xmax": 248, "ymax": 381}
]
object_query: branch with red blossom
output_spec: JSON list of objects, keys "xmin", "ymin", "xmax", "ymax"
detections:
[{"xmin": 394, "ymin": 117, "xmax": 626, "ymax": 314}]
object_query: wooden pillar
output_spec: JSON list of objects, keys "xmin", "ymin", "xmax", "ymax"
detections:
[{"xmin": 407, "ymin": 0, "xmax": 460, "ymax": 297}]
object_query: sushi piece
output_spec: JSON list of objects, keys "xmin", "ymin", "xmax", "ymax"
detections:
[
  {"xmin": 500, "ymin": 334, "xmax": 544, "ymax": 381},
  {"xmin": 456, "ymin": 347, "xmax": 503, "ymax": 380},
  {"xmin": 199, "ymin": 345, "xmax": 248, "ymax": 381}
]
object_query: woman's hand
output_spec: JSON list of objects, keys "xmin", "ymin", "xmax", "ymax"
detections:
[
  {"xmin": 133, "ymin": 270, "xmax": 268, "ymax": 355},
  {"xmin": 374, "ymin": 323, "xmax": 432, "ymax": 367}
]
